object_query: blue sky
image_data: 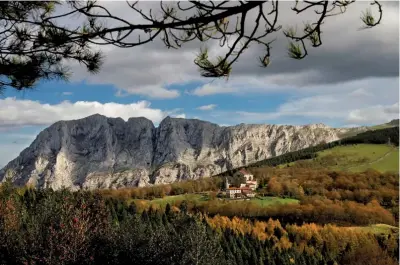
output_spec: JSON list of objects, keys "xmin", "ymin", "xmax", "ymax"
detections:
[
  {"xmin": 0, "ymin": 1, "xmax": 398, "ymax": 167},
  {"xmin": 2, "ymin": 80, "xmax": 290, "ymax": 120}
]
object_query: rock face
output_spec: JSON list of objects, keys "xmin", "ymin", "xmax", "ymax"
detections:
[{"xmin": 0, "ymin": 114, "xmax": 354, "ymax": 190}]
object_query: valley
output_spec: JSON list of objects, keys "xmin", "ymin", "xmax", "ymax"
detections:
[
  {"xmin": 99, "ymin": 126, "xmax": 399, "ymax": 225},
  {"xmin": 1, "ymin": 120, "xmax": 398, "ymax": 265}
]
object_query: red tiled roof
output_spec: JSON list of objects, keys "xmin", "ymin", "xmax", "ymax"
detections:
[{"xmin": 239, "ymin": 169, "xmax": 251, "ymax": 175}]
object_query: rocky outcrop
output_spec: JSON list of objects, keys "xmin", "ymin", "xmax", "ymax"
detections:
[{"xmin": 0, "ymin": 114, "xmax": 356, "ymax": 190}]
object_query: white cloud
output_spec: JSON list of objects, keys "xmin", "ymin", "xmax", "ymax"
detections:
[
  {"xmin": 347, "ymin": 102, "xmax": 399, "ymax": 124},
  {"xmin": 69, "ymin": 38, "xmax": 201, "ymax": 99},
  {"xmin": 197, "ymin": 104, "xmax": 217, "ymax": 111},
  {"xmin": 172, "ymin": 114, "xmax": 186, "ymax": 119},
  {"xmin": 198, "ymin": 77, "xmax": 399, "ymax": 126},
  {"xmin": 191, "ymin": 75, "xmax": 297, "ymax": 96},
  {"xmin": 192, "ymin": 74, "xmax": 398, "ymax": 98},
  {"xmin": 0, "ymin": 98, "xmax": 185, "ymax": 128},
  {"xmin": 62, "ymin": 92, "xmax": 73, "ymax": 96},
  {"xmin": 343, "ymin": 124, "xmax": 362, "ymax": 128},
  {"xmin": 192, "ymin": 83, "xmax": 236, "ymax": 97},
  {"xmin": 114, "ymin": 85, "xmax": 180, "ymax": 99}
]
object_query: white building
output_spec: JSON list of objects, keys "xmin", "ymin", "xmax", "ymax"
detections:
[
  {"xmin": 224, "ymin": 176, "xmax": 257, "ymax": 198},
  {"xmin": 235, "ymin": 169, "xmax": 258, "ymax": 191},
  {"xmin": 226, "ymin": 187, "xmax": 242, "ymax": 198}
]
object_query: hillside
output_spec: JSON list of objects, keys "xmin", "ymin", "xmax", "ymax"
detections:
[
  {"xmin": 284, "ymin": 144, "xmax": 399, "ymax": 173},
  {"xmin": 216, "ymin": 127, "xmax": 399, "ymax": 176}
]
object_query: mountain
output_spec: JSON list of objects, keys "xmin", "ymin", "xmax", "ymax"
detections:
[{"xmin": 0, "ymin": 114, "xmax": 366, "ymax": 190}]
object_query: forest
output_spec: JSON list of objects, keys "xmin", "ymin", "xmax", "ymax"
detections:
[
  {"xmin": 106, "ymin": 168, "xmax": 398, "ymax": 227},
  {"xmin": 0, "ymin": 183, "xmax": 398, "ymax": 265}
]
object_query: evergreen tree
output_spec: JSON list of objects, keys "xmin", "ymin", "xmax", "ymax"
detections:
[
  {"xmin": 128, "ymin": 202, "xmax": 137, "ymax": 215},
  {"xmin": 179, "ymin": 200, "xmax": 188, "ymax": 214}
]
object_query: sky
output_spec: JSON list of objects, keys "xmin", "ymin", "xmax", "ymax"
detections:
[{"xmin": 0, "ymin": 1, "xmax": 399, "ymax": 167}]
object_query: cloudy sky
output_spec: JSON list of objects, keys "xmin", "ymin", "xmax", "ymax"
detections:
[{"xmin": 0, "ymin": 1, "xmax": 399, "ymax": 167}]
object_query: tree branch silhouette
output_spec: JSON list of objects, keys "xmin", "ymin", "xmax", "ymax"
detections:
[{"xmin": 0, "ymin": 0, "xmax": 383, "ymax": 92}]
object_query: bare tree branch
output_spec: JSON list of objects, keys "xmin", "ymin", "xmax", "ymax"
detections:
[{"xmin": 0, "ymin": 0, "xmax": 384, "ymax": 92}]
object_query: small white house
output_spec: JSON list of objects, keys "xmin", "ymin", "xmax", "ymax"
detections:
[
  {"xmin": 235, "ymin": 169, "xmax": 254, "ymax": 181},
  {"xmin": 235, "ymin": 169, "xmax": 257, "ymax": 191}
]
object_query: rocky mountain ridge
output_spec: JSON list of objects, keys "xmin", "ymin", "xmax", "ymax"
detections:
[{"xmin": 0, "ymin": 114, "xmax": 362, "ymax": 190}]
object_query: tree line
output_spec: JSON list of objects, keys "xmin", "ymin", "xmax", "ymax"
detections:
[
  {"xmin": 0, "ymin": 184, "xmax": 398, "ymax": 265},
  {"xmin": 99, "ymin": 177, "xmax": 224, "ymax": 201}
]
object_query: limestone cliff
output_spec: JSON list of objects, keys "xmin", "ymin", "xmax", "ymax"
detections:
[{"xmin": 0, "ymin": 114, "xmax": 356, "ymax": 190}]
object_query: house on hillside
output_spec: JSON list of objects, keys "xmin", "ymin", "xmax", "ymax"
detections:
[
  {"xmin": 226, "ymin": 186, "xmax": 256, "ymax": 199},
  {"xmin": 225, "ymin": 177, "xmax": 257, "ymax": 198},
  {"xmin": 234, "ymin": 169, "xmax": 258, "ymax": 191}
]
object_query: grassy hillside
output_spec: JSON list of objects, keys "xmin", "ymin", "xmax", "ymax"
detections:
[
  {"xmin": 132, "ymin": 194, "xmax": 300, "ymax": 210},
  {"xmin": 253, "ymin": 196, "xmax": 299, "ymax": 207},
  {"xmin": 286, "ymin": 144, "xmax": 399, "ymax": 173},
  {"xmin": 217, "ymin": 127, "xmax": 399, "ymax": 177}
]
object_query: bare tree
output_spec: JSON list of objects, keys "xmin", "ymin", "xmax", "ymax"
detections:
[
  {"xmin": 0, "ymin": 0, "xmax": 383, "ymax": 92},
  {"xmin": 71, "ymin": 0, "xmax": 383, "ymax": 77}
]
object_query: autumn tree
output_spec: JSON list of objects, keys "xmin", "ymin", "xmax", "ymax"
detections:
[{"xmin": 0, "ymin": 1, "xmax": 383, "ymax": 92}]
